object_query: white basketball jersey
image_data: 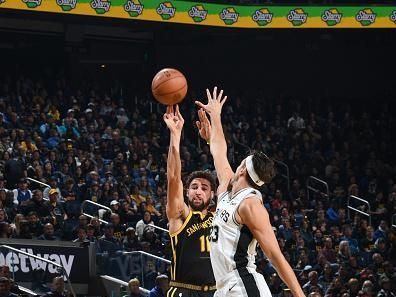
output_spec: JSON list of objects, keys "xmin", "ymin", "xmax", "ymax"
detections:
[{"xmin": 209, "ymin": 187, "xmax": 262, "ymax": 284}]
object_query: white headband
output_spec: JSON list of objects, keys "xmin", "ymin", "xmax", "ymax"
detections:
[{"xmin": 246, "ymin": 155, "xmax": 264, "ymax": 186}]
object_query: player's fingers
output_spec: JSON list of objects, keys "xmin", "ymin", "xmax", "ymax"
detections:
[
  {"xmin": 221, "ymin": 95, "xmax": 228, "ymax": 106},
  {"xmin": 218, "ymin": 89, "xmax": 223, "ymax": 101},
  {"xmin": 197, "ymin": 109, "xmax": 204, "ymax": 122},
  {"xmin": 200, "ymin": 108, "xmax": 207, "ymax": 119},
  {"xmin": 201, "ymin": 109, "xmax": 209, "ymax": 123},
  {"xmin": 206, "ymin": 89, "xmax": 212, "ymax": 101},
  {"xmin": 176, "ymin": 105, "xmax": 184, "ymax": 121},
  {"xmin": 163, "ymin": 113, "xmax": 170, "ymax": 121},
  {"xmin": 213, "ymin": 86, "xmax": 217, "ymax": 100},
  {"xmin": 196, "ymin": 121, "xmax": 201, "ymax": 129},
  {"xmin": 195, "ymin": 101, "xmax": 207, "ymax": 111}
]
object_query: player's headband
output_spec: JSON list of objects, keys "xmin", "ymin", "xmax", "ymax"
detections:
[{"xmin": 246, "ymin": 155, "xmax": 264, "ymax": 187}]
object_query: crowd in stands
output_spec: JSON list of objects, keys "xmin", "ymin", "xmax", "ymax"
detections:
[{"xmin": 0, "ymin": 70, "xmax": 395, "ymax": 297}]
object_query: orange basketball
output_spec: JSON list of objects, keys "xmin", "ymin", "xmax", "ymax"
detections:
[{"xmin": 151, "ymin": 68, "xmax": 188, "ymax": 105}]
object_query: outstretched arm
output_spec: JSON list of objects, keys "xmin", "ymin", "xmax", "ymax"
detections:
[
  {"xmin": 196, "ymin": 87, "xmax": 234, "ymax": 194},
  {"xmin": 164, "ymin": 105, "xmax": 189, "ymax": 226},
  {"xmin": 238, "ymin": 198, "xmax": 305, "ymax": 297}
]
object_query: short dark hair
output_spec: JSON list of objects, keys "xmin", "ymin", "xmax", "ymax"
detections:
[
  {"xmin": 155, "ymin": 274, "xmax": 168, "ymax": 286},
  {"xmin": 246, "ymin": 151, "xmax": 276, "ymax": 189},
  {"xmin": 185, "ymin": 171, "xmax": 216, "ymax": 191}
]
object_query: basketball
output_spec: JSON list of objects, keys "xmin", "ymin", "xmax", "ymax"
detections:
[{"xmin": 151, "ymin": 68, "xmax": 188, "ymax": 105}]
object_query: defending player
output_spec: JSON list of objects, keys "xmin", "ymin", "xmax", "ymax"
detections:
[{"xmin": 195, "ymin": 88, "xmax": 305, "ymax": 297}]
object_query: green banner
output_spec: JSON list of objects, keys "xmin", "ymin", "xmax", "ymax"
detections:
[{"xmin": 1, "ymin": 0, "xmax": 396, "ymax": 28}]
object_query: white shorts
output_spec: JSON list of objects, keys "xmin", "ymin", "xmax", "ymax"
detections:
[{"xmin": 214, "ymin": 268, "xmax": 272, "ymax": 297}]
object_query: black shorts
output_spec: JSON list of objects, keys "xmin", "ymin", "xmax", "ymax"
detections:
[{"xmin": 167, "ymin": 286, "xmax": 215, "ymax": 297}]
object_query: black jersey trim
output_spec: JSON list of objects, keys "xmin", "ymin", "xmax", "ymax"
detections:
[{"xmin": 234, "ymin": 226, "xmax": 260, "ymax": 297}]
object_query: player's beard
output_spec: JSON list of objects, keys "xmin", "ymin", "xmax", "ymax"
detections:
[{"xmin": 189, "ymin": 197, "xmax": 211, "ymax": 212}]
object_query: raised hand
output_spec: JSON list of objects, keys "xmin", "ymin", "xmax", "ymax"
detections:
[
  {"xmin": 163, "ymin": 105, "xmax": 184, "ymax": 134},
  {"xmin": 195, "ymin": 86, "xmax": 228, "ymax": 117},
  {"xmin": 196, "ymin": 108, "xmax": 211, "ymax": 142}
]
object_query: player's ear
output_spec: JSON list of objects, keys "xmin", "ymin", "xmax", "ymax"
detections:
[{"xmin": 240, "ymin": 166, "xmax": 247, "ymax": 177}]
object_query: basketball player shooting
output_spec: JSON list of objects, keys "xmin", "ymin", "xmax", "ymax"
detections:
[
  {"xmin": 163, "ymin": 105, "xmax": 217, "ymax": 297},
  {"xmin": 195, "ymin": 88, "xmax": 305, "ymax": 297}
]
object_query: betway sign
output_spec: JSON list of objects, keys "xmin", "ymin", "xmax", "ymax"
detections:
[
  {"xmin": 0, "ymin": 241, "xmax": 89, "ymax": 283},
  {"xmin": 0, "ymin": 249, "xmax": 74, "ymax": 275}
]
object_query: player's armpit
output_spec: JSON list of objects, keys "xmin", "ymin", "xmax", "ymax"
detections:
[{"xmin": 166, "ymin": 179, "xmax": 188, "ymax": 220}]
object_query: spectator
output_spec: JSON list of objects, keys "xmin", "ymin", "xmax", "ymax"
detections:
[
  {"xmin": 43, "ymin": 176, "xmax": 63, "ymax": 202},
  {"xmin": 26, "ymin": 211, "xmax": 43, "ymax": 237},
  {"xmin": 123, "ymin": 278, "xmax": 142, "ymax": 297},
  {"xmin": 110, "ymin": 200, "xmax": 120, "ymax": 214},
  {"xmin": 119, "ymin": 200, "xmax": 139, "ymax": 226},
  {"xmin": 361, "ymin": 280, "xmax": 375, "ymax": 297},
  {"xmin": 24, "ymin": 189, "xmax": 50, "ymax": 218},
  {"xmin": 41, "ymin": 276, "xmax": 67, "ymax": 297},
  {"xmin": 97, "ymin": 223, "xmax": 121, "ymax": 254},
  {"xmin": 0, "ymin": 266, "xmax": 20, "ymax": 295},
  {"xmin": 287, "ymin": 112, "xmax": 305, "ymax": 130},
  {"xmin": 4, "ymin": 154, "xmax": 25, "ymax": 189},
  {"xmin": 341, "ymin": 225, "xmax": 359, "ymax": 255},
  {"xmin": 9, "ymin": 214, "xmax": 24, "ymax": 238},
  {"xmin": 0, "ymin": 277, "xmax": 18, "ymax": 297},
  {"xmin": 145, "ymin": 195, "xmax": 161, "ymax": 220},
  {"xmin": 320, "ymin": 237, "xmax": 337, "ymax": 264},
  {"xmin": 148, "ymin": 274, "xmax": 168, "ymax": 297},
  {"xmin": 278, "ymin": 218, "xmax": 293, "ymax": 241},
  {"xmin": 109, "ymin": 213, "xmax": 126, "ymax": 240},
  {"xmin": 376, "ymin": 275, "xmax": 395, "ymax": 297},
  {"xmin": 373, "ymin": 238, "xmax": 388, "ymax": 260},
  {"xmin": 122, "ymin": 227, "xmax": 140, "ymax": 251},
  {"xmin": 136, "ymin": 211, "xmax": 155, "ymax": 241},
  {"xmin": 12, "ymin": 178, "xmax": 31, "ymax": 207},
  {"xmin": 374, "ymin": 220, "xmax": 388, "ymax": 241},
  {"xmin": 347, "ymin": 278, "xmax": 360, "ymax": 297},
  {"xmin": 0, "ymin": 221, "xmax": 10, "ymax": 238},
  {"xmin": 43, "ymin": 189, "xmax": 66, "ymax": 235},
  {"xmin": 302, "ymin": 271, "xmax": 324, "ymax": 296},
  {"xmin": 37, "ymin": 223, "xmax": 58, "ymax": 240},
  {"xmin": 360, "ymin": 226, "xmax": 377, "ymax": 252},
  {"xmin": 86, "ymin": 224, "xmax": 98, "ymax": 243},
  {"xmin": 318, "ymin": 263, "xmax": 333, "ymax": 293},
  {"xmin": 73, "ymin": 227, "xmax": 90, "ymax": 246}
]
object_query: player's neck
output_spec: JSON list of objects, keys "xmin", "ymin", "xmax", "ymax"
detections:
[
  {"xmin": 231, "ymin": 178, "xmax": 250, "ymax": 196},
  {"xmin": 189, "ymin": 207, "xmax": 208, "ymax": 215}
]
